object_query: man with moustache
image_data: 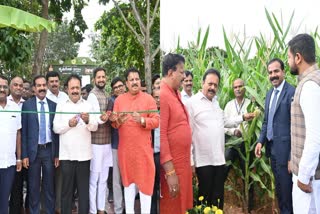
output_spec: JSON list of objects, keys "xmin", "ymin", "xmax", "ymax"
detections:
[
  {"xmin": 255, "ymin": 58, "xmax": 295, "ymax": 214},
  {"xmin": 45, "ymin": 71, "xmax": 68, "ymax": 214},
  {"xmin": 112, "ymin": 68, "xmax": 159, "ymax": 213},
  {"xmin": 53, "ymin": 74, "xmax": 98, "ymax": 214},
  {"xmin": 46, "ymin": 71, "xmax": 68, "ymax": 103},
  {"xmin": 21, "ymin": 75, "xmax": 59, "ymax": 214},
  {"xmin": 287, "ymin": 34, "xmax": 320, "ymax": 213},
  {"xmin": 86, "ymin": 68, "xmax": 113, "ymax": 214},
  {"xmin": 160, "ymin": 53, "xmax": 192, "ymax": 214},
  {"xmin": 0, "ymin": 75, "xmax": 22, "ymax": 214},
  {"xmin": 186, "ymin": 69, "xmax": 254, "ymax": 209},
  {"xmin": 109, "ymin": 77, "xmax": 126, "ymax": 214},
  {"xmin": 7, "ymin": 76, "xmax": 25, "ymax": 214},
  {"xmin": 181, "ymin": 70, "xmax": 193, "ymax": 104},
  {"xmin": 224, "ymin": 78, "xmax": 254, "ymax": 211}
]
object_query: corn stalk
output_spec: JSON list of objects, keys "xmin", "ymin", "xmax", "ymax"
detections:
[{"xmin": 176, "ymin": 8, "xmax": 320, "ymax": 213}]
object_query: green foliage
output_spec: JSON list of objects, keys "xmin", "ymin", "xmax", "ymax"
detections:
[
  {"xmin": 0, "ymin": 0, "xmax": 88, "ymax": 77},
  {"xmin": 93, "ymin": 0, "xmax": 160, "ymax": 81},
  {"xmin": 188, "ymin": 197, "xmax": 223, "ymax": 214},
  {"xmin": 0, "ymin": 28, "xmax": 33, "ymax": 78},
  {"xmin": 177, "ymin": 9, "xmax": 320, "ymax": 212},
  {"xmin": 48, "ymin": 0, "xmax": 88, "ymax": 42},
  {"xmin": 44, "ymin": 19, "xmax": 79, "ymax": 63}
]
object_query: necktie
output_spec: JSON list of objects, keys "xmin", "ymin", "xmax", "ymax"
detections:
[
  {"xmin": 39, "ymin": 101, "xmax": 46, "ymax": 144},
  {"xmin": 267, "ymin": 89, "xmax": 279, "ymax": 141}
]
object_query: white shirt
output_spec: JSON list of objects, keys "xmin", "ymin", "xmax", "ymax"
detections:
[
  {"xmin": 87, "ymin": 93, "xmax": 105, "ymax": 125},
  {"xmin": 46, "ymin": 90, "xmax": 68, "ymax": 104},
  {"xmin": 7, "ymin": 95, "xmax": 24, "ymax": 109},
  {"xmin": 181, "ymin": 89, "xmax": 193, "ymax": 104},
  {"xmin": 298, "ymin": 81, "xmax": 320, "ymax": 184},
  {"xmin": 0, "ymin": 100, "xmax": 21, "ymax": 168},
  {"xmin": 154, "ymin": 126, "xmax": 160, "ymax": 153},
  {"xmin": 224, "ymin": 98, "xmax": 250, "ymax": 136},
  {"xmin": 36, "ymin": 97, "xmax": 52, "ymax": 144},
  {"xmin": 185, "ymin": 91, "xmax": 243, "ymax": 167},
  {"xmin": 269, "ymin": 80, "xmax": 285, "ymax": 111},
  {"xmin": 53, "ymin": 98, "xmax": 98, "ymax": 161}
]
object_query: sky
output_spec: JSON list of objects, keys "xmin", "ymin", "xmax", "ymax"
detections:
[
  {"xmin": 69, "ymin": 0, "xmax": 320, "ymax": 57},
  {"xmin": 64, "ymin": 0, "xmax": 112, "ymax": 57},
  {"xmin": 160, "ymin": 0, "xmax": 320, "ymax": 52}
]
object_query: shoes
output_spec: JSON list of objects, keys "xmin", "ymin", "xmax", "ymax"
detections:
[
  {"xmin": 108, "ymin": 191, "xmax": 114, "ymax": 203},
  {"xmin": 72, "ymin": 202, "xmax": 77, "ymax": 212}
]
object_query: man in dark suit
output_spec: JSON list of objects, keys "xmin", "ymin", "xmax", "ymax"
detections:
[
  {"xmin": 255, "ymin": 58, "xmax": 295, "ymax": 214},
  {"xmin": 21, "ymin": 75, "xmax": 59, "ymax": 214}
]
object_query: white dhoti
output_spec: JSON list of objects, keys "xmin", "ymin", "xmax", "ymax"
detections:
[
  {"xmin": 89, "ymin": 144, "xmax": 113, "ymax": 213},
  {"xmin": 292, "ymin": 174, "xmax": 320, "ymax": 214}
]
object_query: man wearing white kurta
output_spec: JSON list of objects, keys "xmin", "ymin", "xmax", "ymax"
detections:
[
  {"xmin": 185, "ymin": 69, "xmax": 254, "ymax": 209},
  {"xmin": 53, "ymin": 74, "xmax": 98, "ymax": 214},
  {"xmin": 288, "ymin": 34, "xmax": 320, "ymax": 214},
  {"xmin": 87, "ymin": 68, "xmax": 113, "ymax": 214},
  {"xmin": 0, "ymin": 75, "xmax": 22, "ymax": 214}
]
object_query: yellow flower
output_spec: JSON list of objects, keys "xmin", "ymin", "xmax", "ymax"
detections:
[
  {"xmin": 196, "ymin": 205, "xmax": 202, "ymax": 209},
  {"xmin": 185, "ymin": 212, "xmax": 189, "ymax": 214},
  {"xmin": 203, "ymin": 207, "xmax": 211, "ymax": 214},
  {"xmin": 199, "ymin": 196, "xmax": 204, "ymax": 201},
  {"xmin": 211, "ymin": 206, "xmax": 218, "ymax": 211},
  {"xmin": 215, "ymin": 209, "xmax": 223, "ymax": 214}
]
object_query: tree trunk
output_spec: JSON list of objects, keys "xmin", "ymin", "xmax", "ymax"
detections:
[
  {"xmin": 144, "ymin": 0, "xmax": 151, "ymax": 94},
  {"xmin": 32, "ymin": 0, "xmax": 49, "ymax": 76},
  {"xmin": 144, "ymin": 27, "xmax": 152, "ymax": 94}
]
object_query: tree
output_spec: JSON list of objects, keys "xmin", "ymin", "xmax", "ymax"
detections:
[
  {"xmin": 44, "ymin": 19, "xmax": 79, "ymax": 64},
  {"xmin": 0, "ymin": 28, "xmax": 33, "ymax": 78},
  {"xmin": 90, "ymin": 33, "xmax": 125, "ymax": 78},
  {"xmin": 0, "ymin": 3, "xmax": 55, "ymax": 78},
  {"xmin": 98, "ymin": 0, "xmax": 160, "ymax": 93},
  {"xmin": 32, "ymin": 0, "xmax": 88, "ymax": 75},
  {"xmin": 0, "ymin": 1, "xmax": 88, "ymax": 76}
]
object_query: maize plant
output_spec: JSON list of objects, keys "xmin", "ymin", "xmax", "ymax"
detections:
[{"xmin": 175, "ymin": 8, "xmax": 320, "ymax": 213}]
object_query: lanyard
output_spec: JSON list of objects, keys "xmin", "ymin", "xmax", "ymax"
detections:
[{"xmin": 234, "ymin": 99, "xmax": 245, "ymax": 115}]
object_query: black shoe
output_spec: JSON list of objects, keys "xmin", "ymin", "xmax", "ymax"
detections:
[{"xmin": 108, "ymin": 191, "xmax": 113, "ymax": 203}]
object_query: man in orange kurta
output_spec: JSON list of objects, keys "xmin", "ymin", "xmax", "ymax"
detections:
[
  {"xmin": 160, "ymin": 53, "xmax": 193, "ymax": 214},
  {"xmin": 112, "ymin": 68, "xmax": 159, "ymax": 214}
]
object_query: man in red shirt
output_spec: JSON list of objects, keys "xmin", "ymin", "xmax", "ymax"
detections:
[{"xmin": 160, "ymin": 53, "xmax": 193, "ymax": 214}]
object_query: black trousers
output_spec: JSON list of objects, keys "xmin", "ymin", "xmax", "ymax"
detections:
[
  {"xmin": 60, "ymin": 160, "xmax": 90, "ymax": 214},
  {"xmin": 107, "ymin": 167, "xmax": 113, "ymax": 194},
  {"xmin": 151, "ymin": 152, "xmax": 160, "ymax": 214},
  {"xmin": 270, "ymin": 154, "xmax": 293, "ymax": 214},
  {"xmin": 9, "ymin": 171, "xmax": 23, "ymax": 214},
  {"xmin": 196, "ymin": 165, "xmax": 225, "ymax": 209}
]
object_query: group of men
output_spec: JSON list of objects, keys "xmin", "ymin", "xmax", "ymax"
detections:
[
  {"xmin": 0, "ymin": 68, "xmax": 161, "ymax": 214},
  {"xmin": 1, "ymin": 33, "xmax": 320, "ymax": 214},
  {"xmin": 160, "ymin": 33, "xmax": 320, "ymax": 214},
  {"xmin": 255, "ymin": 33, "xmax": 320, "ymax": 214}
]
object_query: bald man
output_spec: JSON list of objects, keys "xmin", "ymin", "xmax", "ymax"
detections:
[{"xmin": 224, "ymin": 78, "xmax": 254, "ymax": 211}]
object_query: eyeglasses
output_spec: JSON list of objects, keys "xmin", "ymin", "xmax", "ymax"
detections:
[
  {"xmin": 0, "ymin": 85, "xmax": 9, "ymax": 90},
  {"xmin": 113, "ymin": 84, "xmax": 124, "ymax": 90}
]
